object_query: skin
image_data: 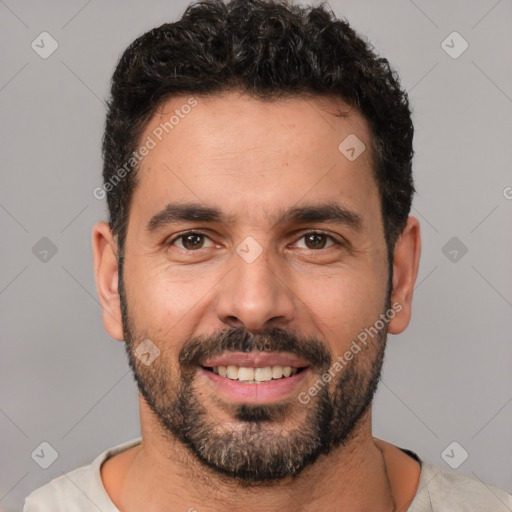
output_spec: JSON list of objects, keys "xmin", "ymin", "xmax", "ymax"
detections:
[{"xmin": 92, "ymin": 91, "xmax": 421, "ymax": 512}]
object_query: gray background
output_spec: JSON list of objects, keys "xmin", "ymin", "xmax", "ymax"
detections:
[{"xmin": 1, "ymin": 0, "xmax": 511, "ymax": 510}]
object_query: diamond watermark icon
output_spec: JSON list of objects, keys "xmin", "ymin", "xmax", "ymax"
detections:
[
  {"xmin": 31, "ymin": 441, "xmax": 59, "ymax": 469},
  {"xmin": 338, "ymin": 134, "xmax": 365, "ymax": 161},
  {"xmin": 441, "ymin": 31, "xmax": 468, "ymax": 59},
  {"xmin": 32, "ymin": 237, "xmax": 58, "ymax": 263},
  {"xmin": 441, "ymin": 236, "xmax": 468, "ymax": 263},
  {"xmin": 441, "ymin": 441, "xmax": 468, "ymax": 469},
  {"xmin": 135, "ymin": 339, "xmax": 160, "ymax": 366},
  {"xmin": 31, "ymin": 32, "xmax": 59, "ymax": 59},
  {"xmin": 236, "ymin": 236, "xmax": 263, "ymax": 264}
]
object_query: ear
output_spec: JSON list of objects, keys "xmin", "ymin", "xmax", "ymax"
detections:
[
  {"xmin": 92, "ymin": 221, "xmax": 124, "ymax": 341},
  {"xmin": 387, "ymin": 216, "xmax": 421, "ymax": 335}
]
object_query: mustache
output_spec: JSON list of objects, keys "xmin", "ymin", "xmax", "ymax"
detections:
[{"xmin": 179, "ymin": 326, "xmax": 332, "ymax": 370}]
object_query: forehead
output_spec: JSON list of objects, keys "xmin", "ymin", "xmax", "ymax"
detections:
[{"xmin": 129, "ymin": 91, "xmax": 379, "ymax": 232}]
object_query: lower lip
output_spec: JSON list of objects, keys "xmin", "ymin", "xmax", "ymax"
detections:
[{"xmin": 199, "ymin": 367, "xmax": 310, "ymax": 404}]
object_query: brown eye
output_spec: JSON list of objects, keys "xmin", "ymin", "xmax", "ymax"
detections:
[
  {"xmin": 295, "ymin": 232, "xmax": 337, "ymax": 250},
  {"xmin": 304, "ymin": 233, "xmax": 327, "ymax": 249},
  {"xmin": 182, "ymin": 233, "xmax": 204, "ymax": 250},
  {"xmin": 170, "ymin": 232, "xmax": 213, "ymax": 251}
]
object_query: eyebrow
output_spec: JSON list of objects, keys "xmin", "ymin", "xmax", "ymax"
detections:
[{"xmin": 146, "ymin": 201, "xmax": 363, "ymax": 234}]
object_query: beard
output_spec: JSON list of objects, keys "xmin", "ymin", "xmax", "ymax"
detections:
[{"xmin": 118, "ymin": 266, "xmax": 391, "ymax": 484}]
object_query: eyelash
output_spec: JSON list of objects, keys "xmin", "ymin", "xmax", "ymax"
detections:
[{"xmin": 166, "ymin": 230, "xmax": 344, "ymax": 252}]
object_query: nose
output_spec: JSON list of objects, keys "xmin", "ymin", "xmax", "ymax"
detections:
[{"xmin": 215, "ymin": 245, "xmax": 296, "ymax": 332}]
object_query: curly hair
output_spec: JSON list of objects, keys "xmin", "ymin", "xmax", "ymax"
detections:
[{"xmin": 102, "ymin": 0, "xmax": 415, "ymax": 268}]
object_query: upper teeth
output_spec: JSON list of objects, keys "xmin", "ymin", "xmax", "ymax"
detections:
[{"xmin": 211, "ymin": 365, "xmax": 298, "ymax": 382}]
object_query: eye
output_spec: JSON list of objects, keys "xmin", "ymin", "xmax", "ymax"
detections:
[
  {"xmin": 169, "ymin": 231, "xmax": 215, "ymax": 251},
  {"xmin": 167, "ymin": 230, "xmax": 342, "ymax": 252},
  {"xmin": 292, "ymin": 231, "xmax": 340, "ymax": 250}
]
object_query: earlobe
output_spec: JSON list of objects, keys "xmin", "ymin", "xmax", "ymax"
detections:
[
  {"xmin": 92, "ymin": 221, "xmax": 125, "ymax": 341},
  {"xmin": 387, "ymin": 216, "xmax": 421, "ymax": 335}
]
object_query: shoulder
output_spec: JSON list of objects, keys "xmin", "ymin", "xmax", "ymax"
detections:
[
  {"xmin": 23, "ymin": 438, "xmax": 142, "ymax": 512},
  {"xmin": 23, "ymin": 463, "xmax": 95, "ymax": 512},
  {"xmin": 409, "ymin": 458, "xmax": 512, "ymax": 511}
]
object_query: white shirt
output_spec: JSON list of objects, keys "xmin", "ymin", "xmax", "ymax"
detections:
[{"xmin": 23, "ymin": 437, "xmax": 512, "ymax": 511}]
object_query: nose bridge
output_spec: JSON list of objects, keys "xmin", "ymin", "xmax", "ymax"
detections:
[{"xmin": 215, "ymin": 238, "xmax": 296, "ymax": 330}]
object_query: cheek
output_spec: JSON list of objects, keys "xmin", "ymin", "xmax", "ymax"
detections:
[
  {"xmin": 125, "ymin": 258, "xmax": 220, "ymax": 331},
  {"xmin": 294, "ymin": 265, "xmax": 386, "ymax": 350}
]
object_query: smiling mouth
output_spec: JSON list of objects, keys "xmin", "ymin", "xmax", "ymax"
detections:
[{"xmin": 201, "ymin": 365, "xmax": 308, "ymax": 384}]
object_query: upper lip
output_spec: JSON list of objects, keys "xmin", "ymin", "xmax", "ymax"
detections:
[{"xmin": 201, "ymin": 351, "xmax": 310, "ymax": 368}]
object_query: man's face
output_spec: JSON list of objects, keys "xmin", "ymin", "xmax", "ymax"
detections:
[{"xmin": 118, "ymin": 91, "xmax": 391, "ymax": 482}]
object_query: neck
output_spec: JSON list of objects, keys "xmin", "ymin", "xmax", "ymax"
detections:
[{"xmin": 113, "ymin": 407, "xmax": 396, "ymax": 512}]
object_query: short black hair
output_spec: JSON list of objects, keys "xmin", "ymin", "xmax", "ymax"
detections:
[{"xmin": 102, "ymin": 0, "xmax": 415, "ymax": 269}]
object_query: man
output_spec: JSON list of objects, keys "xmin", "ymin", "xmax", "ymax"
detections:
[{"xmin": 24, "ymin": 0, "xmax": 512, "ymax": 510}]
